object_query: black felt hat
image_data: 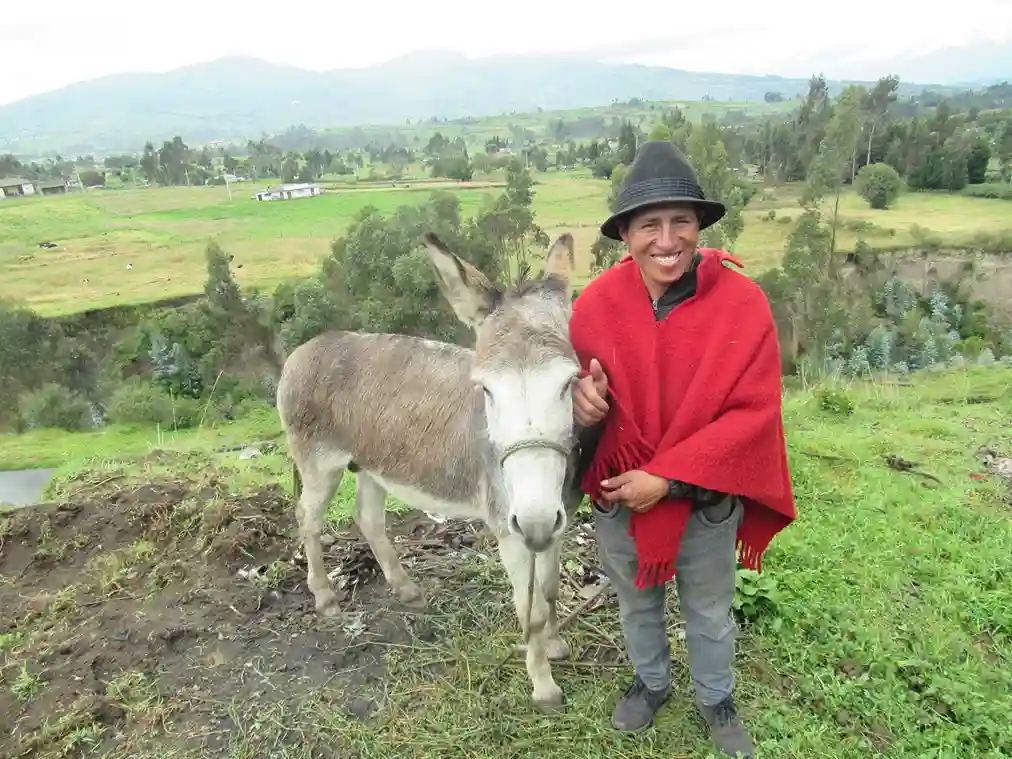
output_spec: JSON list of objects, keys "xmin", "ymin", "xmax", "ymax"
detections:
[{"xmin": 600, "ymin": 140, "xmax": 727, "ymax": 241}]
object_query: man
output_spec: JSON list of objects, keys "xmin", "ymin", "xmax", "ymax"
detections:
[{"xmin": 569, "ymin": 140, "xmax": 797, "ymax": 758}]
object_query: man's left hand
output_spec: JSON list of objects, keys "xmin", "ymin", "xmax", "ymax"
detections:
[{"xmin": 600, "ymin": 470, "xmax": 669, "ymax": 513}]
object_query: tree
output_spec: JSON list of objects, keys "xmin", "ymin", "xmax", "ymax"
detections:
[
  {"xmin": 321, "ymin": 196, "xmax": 477, "ymax": 345},
  {"xmin": 0, "ymin": 299, "xmax": 56, "ymax": 428},
  {"xmin": 855, "ymin": 163, "xmax": 904, "ymax": 209},
  {"xmin": 965, "ymin": 132, "xmax": 992, "ymax": 184},
  {"xmin": 139, "ymin": 142, "xmax": 159, "ymax": 182},
  {"xmin": 787, "ymin": 75, "xmax": 834, "ymax": 182},
  {"xmin": 683, "ymin": 121, "xmax": 748, "ymax": 249},
  {"xmin": 617, "ymin": 121, "xmax": 638, "ymax": 165},
  {"xmin": 607, "ymin": 164, "xmax": 628, "ymax": 208},
  {"xmin": 157, "ymin": 136, "xmax": 192, "ymax": 185},
  {"xmin": 806, "ymin": 85, "xmax": 864, "ymax": 256},
  {"xmin": 469, "ymin": 158, "xmax": 549, "ymax": 288},
  {"xmin": 863, "ymin": 75, "xmax": 900, "ymax": 167}
]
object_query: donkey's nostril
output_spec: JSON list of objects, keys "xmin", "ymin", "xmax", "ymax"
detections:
[
  {"xmin": 510, "ymin": 510, "xmax": 565, "ymax": 552},
  {"xmin": 509, "ymin": 514, "xmax": 523, "ymax": 537}
]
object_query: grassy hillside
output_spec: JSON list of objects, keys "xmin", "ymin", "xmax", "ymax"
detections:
[
  {"xmin": 0, "ymin": 53, "xmax": 956, "ymax": 156},
  {"xmin": 1, "ymin": 365, "xmax": 1009, "ymax": 757},
  {"xmin": 269, "ymin": 97, "xmax": 798, "ymax": 154},
  {"xmin": 2, "ymin": 171, "xmax": 1011, "ymax": 317}
]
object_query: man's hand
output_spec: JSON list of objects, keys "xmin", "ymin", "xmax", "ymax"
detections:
[
  {"xmin": 573, "ymin": 358, "xmax": 609, "ymax": 427},
  {"xmin": 599, "ymin": 470, "xmax": 669, "ymax": 513}
]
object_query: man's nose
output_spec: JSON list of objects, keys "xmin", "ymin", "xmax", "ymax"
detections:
[{"xmin": 656, "ymin": 223, "xmax": 678, "ymax": 251}]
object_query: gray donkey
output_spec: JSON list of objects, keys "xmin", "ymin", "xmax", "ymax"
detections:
[{"xmin": 276, "ymin": 231, "xmax": 584, "ymax": 711}]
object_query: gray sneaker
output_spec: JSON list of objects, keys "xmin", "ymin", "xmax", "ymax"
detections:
[
  {"xmin": 611, "ymin": 676, "xmax": 671, "ymax": 733},
  {"xmin": 699, "ymin": 696, "xmax": 755, "ymax": 757}
]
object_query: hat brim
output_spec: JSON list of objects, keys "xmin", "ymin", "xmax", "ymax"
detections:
[{"xmin": 599, "ymin": 197, "xmax": 727, "ymax": 241}]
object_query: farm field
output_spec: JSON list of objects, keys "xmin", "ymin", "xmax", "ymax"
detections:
[
  {"xmin": 3, "ymin": 170, "xmax": 1012, "ymax": 316},
  {"xmin": 1, "ymin": 365, "xmax": 1010, "ymax": 758},
  {"xmin": 303, "ymin": 98, "xmax": 800, "ymax": 154}
]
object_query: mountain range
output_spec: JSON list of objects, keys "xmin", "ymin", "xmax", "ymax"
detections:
[{"xmin": 1, "ymin": 42, "xmax": 1009, "ymax": 157}]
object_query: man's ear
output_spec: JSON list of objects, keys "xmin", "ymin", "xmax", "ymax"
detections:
[{"xmin": 617, "ymin": 218, "xmax": 630, "ymax": 245}]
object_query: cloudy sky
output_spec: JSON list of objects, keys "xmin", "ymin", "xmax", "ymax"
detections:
[{"xmin": 3, "ymin": 0, "xmax": 1011, "ymax": 105}]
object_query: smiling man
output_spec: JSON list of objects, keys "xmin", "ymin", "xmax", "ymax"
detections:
[{"xmin": 568, "ymin": 141, "xmax": 797, "ymax": 758}]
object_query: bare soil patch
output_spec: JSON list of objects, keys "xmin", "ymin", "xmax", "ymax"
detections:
[{"xmin": 0, "ymin": 473, "xmax": 494, "ymax": 758}]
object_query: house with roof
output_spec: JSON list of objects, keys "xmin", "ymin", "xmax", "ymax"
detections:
[{"xmin": 0, "ymin": 178, "xmax": 36, "ymax": 198}]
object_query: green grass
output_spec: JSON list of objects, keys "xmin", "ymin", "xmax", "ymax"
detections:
[
  {"xmin": 3, "ymin": 170, "xmax": 1011, "ymax": 317},
  {"xmin": 0, "ymin": 404, "xmax": 282, "ymax": 472},
  {"xmin": 2, "ymin": 366, "xmax": 1010, "ymax": 757}
]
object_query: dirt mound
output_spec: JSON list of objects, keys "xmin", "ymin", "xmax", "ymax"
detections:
[{"xmin": 0, "ymin": 474, "xmax": 487, "ymax": 758}]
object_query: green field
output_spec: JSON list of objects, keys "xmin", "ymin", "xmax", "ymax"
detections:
[
  {"xmin": 2, "ymin": 366, "xmax": 1010, "ymax": 757},
  {"xmin": 300, "ymin": 98, "xmax": 800, "ymax": 152},
  {"xmin": 3, "ymin": 170, "xmax": 1012, "ymax": 316}
]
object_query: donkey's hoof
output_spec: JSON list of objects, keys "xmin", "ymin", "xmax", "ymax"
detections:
[
  {"xmin": 314, "ymin": 589, "xmax": 343, "ymax": 617},
  {"xmin": 546, "ymin": 637, "xmax": 571, "ymax": 661},
  {"xmin": 533, "ymin": 687, "xmax": 567, "ymax": 715}
]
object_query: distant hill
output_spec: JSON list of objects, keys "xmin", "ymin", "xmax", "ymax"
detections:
[
  {"xmin": 0, "ymin": 50, "xmax": 989, "ymax": 157},
  {"xmin": 829, "ymin": 38, "xmax": 1012, "ymax": 89}
]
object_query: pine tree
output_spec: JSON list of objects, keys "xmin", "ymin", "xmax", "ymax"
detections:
[
  {"xmin": 920, "ymin": 335, "xmax": 939, "ymax": 369},
  {"xmin": 929, "ymin": 287, "xmax": 949, "ymax": 322},
  {"xmin": 864, "ymin": 325, "xmax": 893, "ymax": 371},
  {"xmin": 149, "ymin": 334, "xmax": 176, "ymax": 388},
  {"xmin": 846, "ymin": 345, "xmax": 872, "ymax": 378},
  {"xmin": 949, "ymin": 303, "xmax": 963, "ymax": 331},
  {"xmin": 878, "ymin": 277, "xmax": 917, "ymax": 320}
]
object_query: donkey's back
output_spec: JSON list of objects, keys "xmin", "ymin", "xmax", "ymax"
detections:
[{"xmin": 276, "ymin": 329, "xmax": 484, "ymax": 508}]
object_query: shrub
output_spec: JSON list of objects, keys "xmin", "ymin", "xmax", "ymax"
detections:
[
  {"xmin": 817, "ymin": 387, "xmax": 855, "ymax": 416},
  {"xmin": 105, "ymin": 379, "xmax": 200, "ymax": 429},
  {"xmin": 19, "ymin": 383, "xmax": 93, "ymax": 432},
  {"xmin": 960, "ymin": 182, "xmax": 1012, "ymax": 200},
  {"xmin": 855, "ymin": 162, "xmax": 904, "ymax": 209}
]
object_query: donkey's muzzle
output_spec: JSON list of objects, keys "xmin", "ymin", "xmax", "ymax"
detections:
[{"xmin": 509, "ymin": 507, "xmax": 566, "ymax": 552}]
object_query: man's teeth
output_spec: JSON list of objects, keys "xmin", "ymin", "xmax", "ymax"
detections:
[{"xmin": 655, "ymin": 254, "xmax": 679, "ymax": 265}]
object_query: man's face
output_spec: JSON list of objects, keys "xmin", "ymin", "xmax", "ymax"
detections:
[{"xmin": 619, "ymin": 202, "xmax": 701, "ymax": 298}]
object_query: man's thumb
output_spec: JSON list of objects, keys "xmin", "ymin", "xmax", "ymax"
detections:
[
  {"xmin": 590, "ymin": 358, "xmax": 605, "ymax": 381},
  {"xmin": 602, "ymin": 470, "xmax": 628, "ymax": 488}
]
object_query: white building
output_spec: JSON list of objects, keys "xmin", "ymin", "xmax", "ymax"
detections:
[{"xmin": 254, "ymin": 183, "xmax": 325, "ymax": 201}]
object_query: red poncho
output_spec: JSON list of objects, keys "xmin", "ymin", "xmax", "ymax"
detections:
[{"xmin": 570, "ymin": 250, "xmax": 797, "ymax": 589}]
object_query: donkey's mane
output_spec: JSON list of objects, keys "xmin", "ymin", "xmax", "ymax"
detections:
[{"xmin": 508, "ymin": 274, "xmax": 569, "ymax": 300}]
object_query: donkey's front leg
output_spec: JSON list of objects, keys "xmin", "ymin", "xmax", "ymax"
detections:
[
  {"xmin": 498, "ymin": 533, "xmax": 565, "ymax": 713},
  {"xmin": 538, "ymin": 537, "xmax": 571, "ymax": 662}
]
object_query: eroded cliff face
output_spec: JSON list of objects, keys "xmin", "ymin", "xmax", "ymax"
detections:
[
  {"xmin": 841, "ymin": 248, "xmax": 1012, "ymax": 320},
  {"xmin": 766, "ymin": 247, "xmax": 1012, "ymax": 373}
]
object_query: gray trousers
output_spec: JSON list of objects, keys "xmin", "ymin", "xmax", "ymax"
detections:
[{"xmin": 593, "ymin": 495, "xmax": 742, "ymax": 706}]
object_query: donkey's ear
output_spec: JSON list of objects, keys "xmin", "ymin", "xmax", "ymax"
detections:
[
  {"xmin": 422, "ymin": 233, "xmax": 501, "ymax": 328},
  {"xmin": 543, "ymin": 232, "xmax": 575, "ymax": 284}
]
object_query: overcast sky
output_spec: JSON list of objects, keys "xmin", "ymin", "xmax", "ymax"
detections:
[{"xmin": 3, "ymin": 0, "xmax": 1011, "ymax": 105}]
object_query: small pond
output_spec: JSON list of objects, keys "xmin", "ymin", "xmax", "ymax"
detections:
[{"xmin": 0, "ymin": 469, "xmax": 58, "ymax": 509}]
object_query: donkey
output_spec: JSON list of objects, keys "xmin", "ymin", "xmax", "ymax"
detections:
[{"xmin": 276, "ymin": 231, "xmax": 585, "ymax": 711}]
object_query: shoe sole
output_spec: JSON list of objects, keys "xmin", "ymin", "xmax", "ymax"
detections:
[{"xmin": 611, "ymin": 716, "xmax": 655, "ymax": 734}]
